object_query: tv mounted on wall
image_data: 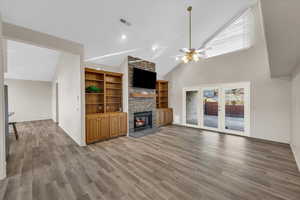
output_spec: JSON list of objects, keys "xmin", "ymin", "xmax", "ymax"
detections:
[{"xmin": 133, "ymin": 67, "xmax": 157, "ymax": 89}]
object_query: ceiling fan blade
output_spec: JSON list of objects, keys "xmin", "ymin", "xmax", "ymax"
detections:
[
  {"xmin": 195, "ymin": 47, "xmax": 212, "ymax": 53},
  {"xmin": 196, "ymin": 52, "xmax": 207, "ymax": 58},
  {"xmin": 179, "ymin": 48, "xmax": 191, "ymax": 53}
]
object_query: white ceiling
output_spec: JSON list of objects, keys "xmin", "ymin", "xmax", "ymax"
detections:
[
  {"xmin": 5, "ymin": 40, "xmax": 60, "ymax": 81},
  {"xmin": 0, "ymin": 0, "xmax": 256, "ymax": 77},
  {"xmin": 260, "ymin": 0, "xmax": 300, "ymax": 77}
]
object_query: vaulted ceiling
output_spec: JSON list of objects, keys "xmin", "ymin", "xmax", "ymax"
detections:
[
  {"xmin": 260, "ymin": 0, "xmax": 300, "ymax": 77},
  {"xmin": 0, "ymin": 0, "xmax": 256, "ymax": 76}
]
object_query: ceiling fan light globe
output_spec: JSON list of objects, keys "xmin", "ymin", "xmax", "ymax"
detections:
[
  {"xmin": 193, "ymin": 54, "xmax": 200, "ymax": 62},
  {"xmin": 182, "ymin": 55, "xmax": 189, "ymax": 63}
]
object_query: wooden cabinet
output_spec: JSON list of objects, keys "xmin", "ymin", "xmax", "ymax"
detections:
[
  {"xmin": 109, "ymin": 112, "xmax": 127, "ymax": 138},
  {"xmin": 156, "ymin": 108, "xmax": 173, "ymax": 127},
  {"xmin": 164, "ymin": 108, "xmax": 173, "ymax": 125},
  {"xmin": 86, "ymin": 114, "xmax": 110, "ymax": 144},
  {"xmin": 86, "ymin": 112, "xmax": 127, "ymax": 144}
]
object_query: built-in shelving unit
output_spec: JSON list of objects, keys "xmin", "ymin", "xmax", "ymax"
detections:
[
  {"xmin": 85, "ymin": 67, "xmax": 127, "ymax": 144},
  {"xmin": 156, "ymin": 80, "xmax": 173, "ymax": 127},
  {"xmin": 156, "ymin": 80, "xmax": 169, "ymax": 108},
  {"xmin": 85, "ymin": 68, "xmax": 123, "ymax": 114}
]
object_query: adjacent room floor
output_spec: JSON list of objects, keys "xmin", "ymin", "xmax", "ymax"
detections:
[{"xmin": 0, "ymin": 121, "xmax": 300, "ymax": 200}]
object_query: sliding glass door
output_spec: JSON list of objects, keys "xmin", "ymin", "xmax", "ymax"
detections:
[
  {"xmin": 202, "ymin": 87, "xmax": 221, "ymax": 131},
  {"xmin": 183, "ymin": 82, "xmax": 250, "ymax": 136},
  {"xmin": 221, "ymin": 83, "xmax": 250, "ymax": 135}
]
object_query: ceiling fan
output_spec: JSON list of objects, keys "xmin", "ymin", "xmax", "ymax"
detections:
[{"xmin": 179, "ymin": 6, "xmax": 209, "ymax": 63}]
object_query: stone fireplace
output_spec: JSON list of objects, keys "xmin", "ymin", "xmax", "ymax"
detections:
[{"xmin": 128, "ymin": 56, "xmax": 157, "ymax": 137}]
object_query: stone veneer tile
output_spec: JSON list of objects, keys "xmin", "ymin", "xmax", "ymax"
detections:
[{"xmin": 128, "ymin": 56, "xmax": 157, "ymax": 134}]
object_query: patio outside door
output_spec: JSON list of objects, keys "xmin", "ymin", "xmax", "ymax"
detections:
[
  {"xmin": 221, "ymin": 83, "xmax": 250, "ymax": 136},
  {"xmin": 201, "ymin": 87, "xmax": 221, "ymax": 131},
  {"xmin": 183, "ymin": 82, "xmax": 250, "ymax": 136}
]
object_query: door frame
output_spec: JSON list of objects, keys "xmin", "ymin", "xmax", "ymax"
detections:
[
  {"xmin": 220, "ymin": 82, "xmax": 251, "ymax": 136},
  {"xmin": 182, "ymin": 87, "xmax": 201, "ymax": 128},
  {"xmin": 182, "ymin": 82, "xmax": 251, "ymax": 136}
]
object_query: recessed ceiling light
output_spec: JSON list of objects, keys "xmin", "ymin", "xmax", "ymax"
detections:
[
  {"xmin": 121, "ymin": 34, "xmax": 127, "ymax": 40},
  {"xmin": 175, "ymin": 57, "xmax": 179, "ymax": 61},
  {"xmin": 152, "ymin": 45, "xmax": 158, "ymax": 52},
  {"xmin": 96, "ymin": 68, "xmax": 101, "ymax": 70}
]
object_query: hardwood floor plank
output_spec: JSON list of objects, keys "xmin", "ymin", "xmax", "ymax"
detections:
[{"xmin": 0, "ymin": 120, "xmax": 300, "ymax": 200}]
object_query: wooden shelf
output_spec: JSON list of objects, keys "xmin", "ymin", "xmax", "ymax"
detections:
[
  {"xmin": 106, "ymin": 87, "xmax": 122, "ymax": 90},
  {"xmin": 106, "ymin": 95, "xmax": 121, "ymax": 97},
  {"xmin": 85, "ymin": 67, "xmax": 123, "ymax": 114},
  {"xmin": 156, "ymin": 80, "xmax": 169, "ymax": 108},
  {"xmin": 131, "ymin": 93, "xmax": 156, "ymax": 98},
  {"xmin": 85, "ymin": 78, "xmax": 104, "ymax": 82},
  {"xmin": 106, "ymin": 81, "xmax": 122, "ymax": 84}
]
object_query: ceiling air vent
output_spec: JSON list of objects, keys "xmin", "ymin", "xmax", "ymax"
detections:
[{"xmin": 120, "ymin": 18, "xmax": 131, "ymax": 26}]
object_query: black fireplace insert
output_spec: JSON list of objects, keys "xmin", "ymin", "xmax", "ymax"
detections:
[{"xmin": 134, "ymin": 111, "xmax": 152, "ymax": 132}]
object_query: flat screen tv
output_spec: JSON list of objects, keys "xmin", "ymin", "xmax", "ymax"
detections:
[{"xmin": 133, "ymin": 67, "xmax": 157, "ymax": 89}]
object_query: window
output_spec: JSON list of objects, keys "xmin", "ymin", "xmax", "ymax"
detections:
[{"xmin": 204, "ymin": 9, "xmax": 254, "ymax": 58}]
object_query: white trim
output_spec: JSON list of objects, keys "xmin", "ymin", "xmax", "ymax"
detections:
[
  {"xmin": 0, "ymin": 13, "xmax": 7, "ymax": 180},
  {"xmin": 182, "ymin": 88, "xmax": 201, "ymax": 128},
  {"xmin": 291, "ymin": 144, "xmax": 300, "ymax": 172}
]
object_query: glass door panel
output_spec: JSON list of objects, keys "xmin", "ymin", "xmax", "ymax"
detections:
[
  {"xmin": 185, "ymin": 91, "xmax": 199, "ymax": 126},
  {"xmin": 202, "ymin": 88, "xmax": 220, "ymax": 130},
  {"xmin": 224, "ymin": 88, "xmax": 245, "ymax": 132}
]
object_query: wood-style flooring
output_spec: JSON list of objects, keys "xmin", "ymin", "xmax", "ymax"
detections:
[{"xmin": 0, "ymin": 120, "xmax": 300, "ymax": 200}]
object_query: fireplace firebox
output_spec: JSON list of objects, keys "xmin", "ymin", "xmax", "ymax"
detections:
[{"xmin": 134, "ymin": 111, "xmax": 152, "ymax": 132}]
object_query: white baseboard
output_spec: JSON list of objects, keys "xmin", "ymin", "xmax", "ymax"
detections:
[{"xmin": 291, "ymin": 144, "xmax": 300, "ymax": 172}]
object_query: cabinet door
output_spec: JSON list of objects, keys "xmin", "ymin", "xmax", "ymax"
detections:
[
  {"xmin": 163, "ymin": 109, "xmax": 169, "ymax": 125},
  {"xmin": 110, "ymin": 114, "xmax": 120, "ymax": 138},
  {"xmin": 156, "ymin": 109, "xmax": 161, "ymax": 127},
  {"xmin": 166, "ymin": 109, "xmax": 173, "ymax": 125},
  {"xmin": 156, "ymin": 109, "xmax": 163, "ymax": 127},
  {"xmin": 86, "ymin": 115, "xmax": 110, "ymax": 144},
  {"xmin": 119, "ymin": 113, "xmax": 128, "ymax": 136}
]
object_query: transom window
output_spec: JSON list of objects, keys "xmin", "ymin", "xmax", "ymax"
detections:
[{"xmin": 204, "ymin": 9, "xmax": 254, "ymax": 58}]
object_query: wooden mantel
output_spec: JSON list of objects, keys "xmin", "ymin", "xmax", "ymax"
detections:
[{"xmin": 130, "ymin": 92, "xmax": 156, "ymax": 98}]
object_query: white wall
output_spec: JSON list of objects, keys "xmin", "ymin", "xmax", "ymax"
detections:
[
  {"xmin": 4, "ymin": 79, "xmax": 52, "ymax": 122},
  {"xmin": 55, "ymin": 52, "xmax": 83, "ymax": 146},
  {"xmin": 164, "ymin": 4, "xmax": 291, "ymax": 143},
  {"xmin": 120, "ymin": 58, "xmax": 129, "ymax": 135},
  {"xmin": 51, "ymin": 81, "xmax": 58, "ymax": 123},
  {"xmin": 291, "ymin": 65, "xmax": 300, "ymax": 169},
  {"xmin": 0, "ymin": 13, "xmax": 7, "ymax": 180}
]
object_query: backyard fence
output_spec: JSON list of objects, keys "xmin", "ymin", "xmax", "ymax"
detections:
[{"xmin": 204, "ymin": 102, "xmax": 244, "ymax": 117}]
